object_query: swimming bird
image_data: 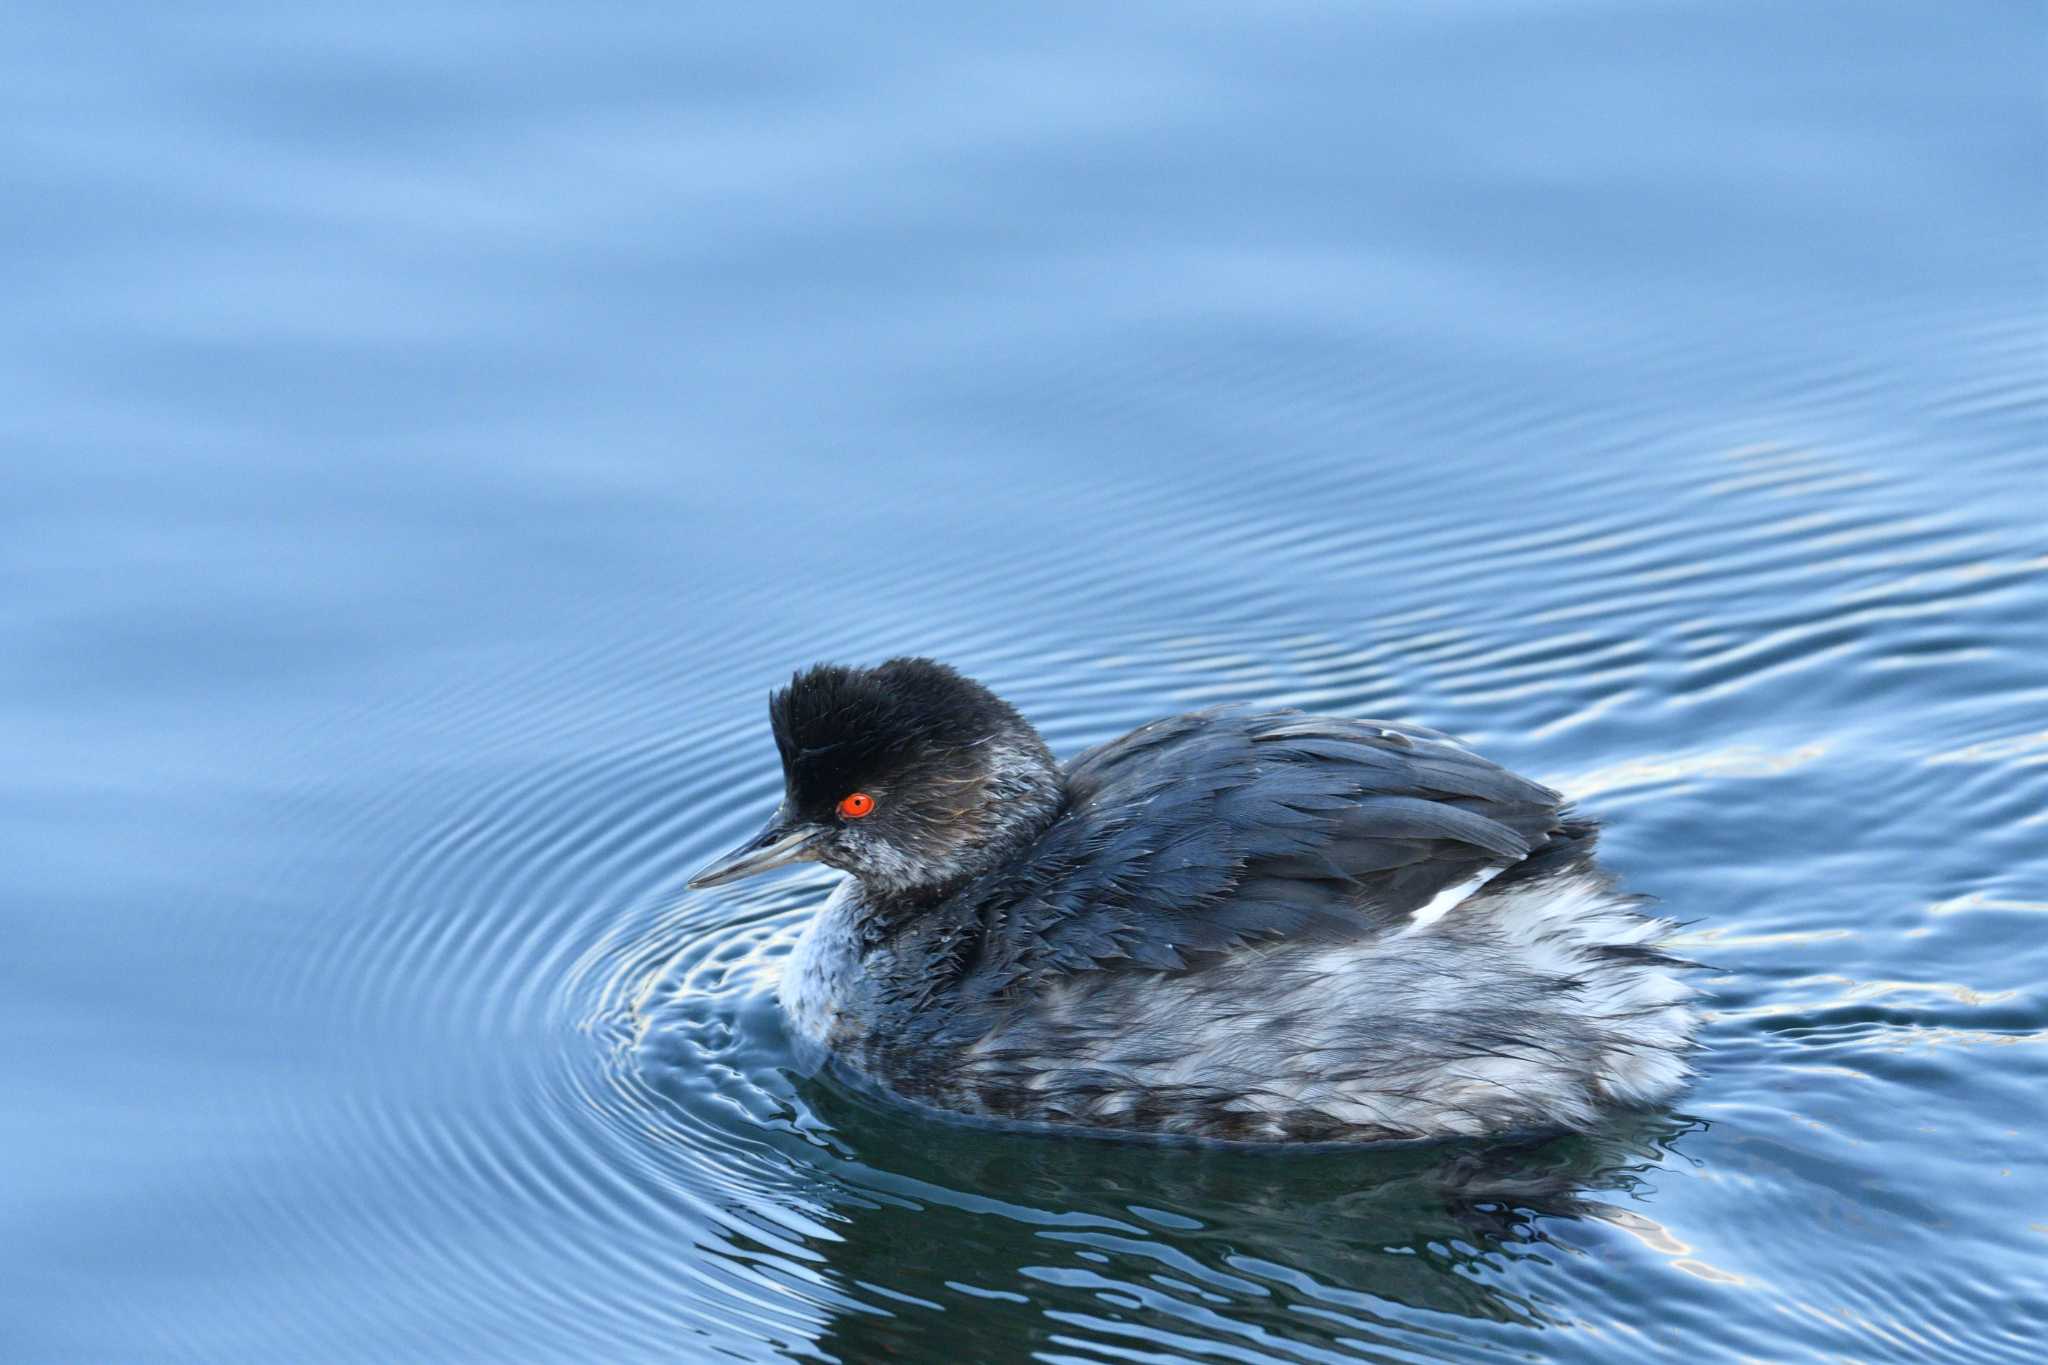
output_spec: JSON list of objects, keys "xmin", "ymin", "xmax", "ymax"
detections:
[{"xmin": 689, "ymin": 658, "xmax": 1699, "ymax": 1143}]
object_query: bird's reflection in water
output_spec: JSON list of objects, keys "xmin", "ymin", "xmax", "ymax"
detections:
[{"xmin": 777, "ymin": 1076, "xmax": 1702, "ymax": 1362}]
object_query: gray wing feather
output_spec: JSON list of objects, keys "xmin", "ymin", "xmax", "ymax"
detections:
[{"xmin": 922, "ymin": 706, "xmax": 1573, "ymax": 1013}]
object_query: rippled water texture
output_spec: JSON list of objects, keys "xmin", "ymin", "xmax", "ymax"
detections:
[{"xmin": 5, "ymin": 2, "xmax": 2046, "ymax": 1360}]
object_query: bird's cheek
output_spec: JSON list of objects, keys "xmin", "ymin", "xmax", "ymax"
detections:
[{"xmin": 827, "ymin": 828, "xmax": 880, "ymax": 870}]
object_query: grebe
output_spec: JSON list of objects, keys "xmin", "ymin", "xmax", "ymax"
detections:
[{"xmin": 690, "ymin": 658, "xmax": 1698, "ymax": 1143}]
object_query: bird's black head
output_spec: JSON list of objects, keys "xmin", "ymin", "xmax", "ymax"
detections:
[{"xmin": 688, "ymin": 658, "xmax": 1063, "ymax": 902}]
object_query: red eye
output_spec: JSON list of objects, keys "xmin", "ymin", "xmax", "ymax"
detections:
[{"xmin": 837, "ymin": 791, "xmax": 876, "ymax": 819}]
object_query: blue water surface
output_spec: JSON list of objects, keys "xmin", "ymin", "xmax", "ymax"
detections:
[{"xmin": 4, "ymin": 2, "xmax": 2045, "ymax": 1360}]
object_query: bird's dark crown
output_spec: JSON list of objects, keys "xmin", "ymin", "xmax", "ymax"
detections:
[{"xmin": 771, "ymin": 658, "xmax": 1024, "ymax": 805}]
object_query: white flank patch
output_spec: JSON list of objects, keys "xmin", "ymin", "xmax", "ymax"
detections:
[{"xmin": 1401, "ymin": 866, "xmax": 1503, "ymax": 935}]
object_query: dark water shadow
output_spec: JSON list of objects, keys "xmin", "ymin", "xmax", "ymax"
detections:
[{"xmin": 779, "ymin": 1076, "xmax": 1704, "ymax": 1361}]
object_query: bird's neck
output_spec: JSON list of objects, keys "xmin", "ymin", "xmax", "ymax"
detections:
[{"xmin": 855, "ymin": 733, "xmax": 1065, "ymax": 915}]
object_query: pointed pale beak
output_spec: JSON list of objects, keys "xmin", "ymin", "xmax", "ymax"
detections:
[{"xmin": 687, "ymin": 812, "xmax": 827, "ymax": 889}]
